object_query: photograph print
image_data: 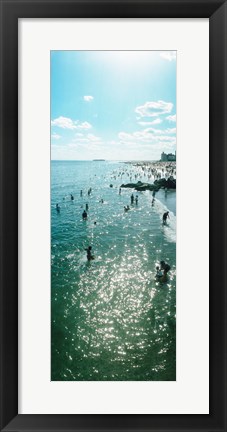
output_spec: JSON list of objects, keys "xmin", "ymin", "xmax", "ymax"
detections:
[{"xmin": 51, "ymin": 51, "xmax": 176, "ymax": 381}]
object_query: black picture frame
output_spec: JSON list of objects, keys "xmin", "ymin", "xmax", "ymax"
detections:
[{"xmin": 0, "ymin": 0, "xmax": 226, "ymax": 431}]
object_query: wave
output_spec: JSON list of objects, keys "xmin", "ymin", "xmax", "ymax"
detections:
[{"xmin": 145, "ymin": 191, "xmax": 176, "ymax": 243}]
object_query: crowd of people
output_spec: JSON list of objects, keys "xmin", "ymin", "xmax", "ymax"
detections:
[{"xmin": 54, "ymin": 162, "xmax": 174, "ymax": 282}]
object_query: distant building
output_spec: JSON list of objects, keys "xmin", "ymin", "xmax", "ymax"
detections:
[
  {"xmin": 161, "ymin": 152, "xmax": 168, "ymax": 161},
  {"xmin": 161, "ymin": 151, "xmax": 176, "ymax": 162}
]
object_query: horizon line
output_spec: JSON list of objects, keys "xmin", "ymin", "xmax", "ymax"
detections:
[{"xmin": 51, "ymin": 159, "xmax": 160, "ymax": 162}]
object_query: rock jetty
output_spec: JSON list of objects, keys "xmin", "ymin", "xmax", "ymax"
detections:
[{"xmin": 121, "ymin": 177, "xmax": 176, "ymax": 192}]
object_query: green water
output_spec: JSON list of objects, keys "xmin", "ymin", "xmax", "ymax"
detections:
[{"xmin": 51, "ymin": 161, "xmax": 176, "ymax": 380}]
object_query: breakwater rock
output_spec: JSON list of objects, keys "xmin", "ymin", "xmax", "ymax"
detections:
[
  {"xmin": 154, "ymin": 177, "xmax": 176, "ymax": 189},
  {"xmin": 121, "ymin": 177, "xmax": 176, "ymax": 192}
]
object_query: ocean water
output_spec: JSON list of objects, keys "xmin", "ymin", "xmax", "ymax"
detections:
[{"xmin": 51, "ymin": 160, "xmax": 176, "ymax": 381}]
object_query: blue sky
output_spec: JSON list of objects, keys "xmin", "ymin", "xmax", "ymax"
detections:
[{"xmin": 51, "ymin": 51, "xmax": 176, "ymax": 161}]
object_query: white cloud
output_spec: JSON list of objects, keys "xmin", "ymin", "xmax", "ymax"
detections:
[
  {"xmin": 68, "ymin": 143, "xmax": 81, "ymax": 148},
  {"xmin": 138, "ymin": 118, "xmax": 162, "ymax": 126},
  {"xmin": 165, "ymin": 127, "xmax": 176, "ymax": 134},
  {"xmin": 51, "ymin": 116, "xmax": 92, "ymax": 130},
  {"xmin": 73, "ymin": 133, "xmax": 102, "ymax": 144},
  {"xmin": 160, "ymin": 51, "xmax": 176, "ymax": 61},
  {"xmin": 84, "ymin": 95, "xmax": 94, "ymax": 102},
  {"xmin": 51, "ymin": 137, "xmax": 175, "ymax": 161},
  {"xmin": 51, "ymin": 116, "xmax": 76, "ymax": 129},
  {"xmin": 141, "ymin": 127, "xmax": 176, "ymax": 135},
  {"xmin": 51, "ymin": 132, "xmax": 61, "ymax": 140},
  {"xmin": 166, "ymin": 114, "xmax": 176, "ymax": 122},
  {"xmin": 78, "ymin": 121, "xmax": 92, "ymax": 130},
  {"xmin": 72, "ymin": 138, "xmax": 89, "ymax": 143},
  {"xmin": 135, "ymin": 100, "xmax": 173, "ymax": 118},
  {"xmin": 87, "ymin": 134, "xmax": 101, "ymax": 142},
  {"xmin": 139, "ymin": 127, "xmax": 175, "ymax": 135},
  {"xmin": 118, "ymin": 126, "xmax": 176, "ymax": 149}
]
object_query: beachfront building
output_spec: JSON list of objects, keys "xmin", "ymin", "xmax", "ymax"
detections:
[{"xmin": 161, "ymin": 152, "xmax": 176, "ymax": 162}]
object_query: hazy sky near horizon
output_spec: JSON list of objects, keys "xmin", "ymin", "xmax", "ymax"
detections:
[{"xmin": 51, "ymin": 51, "xmax": 176, "ymax": 161}]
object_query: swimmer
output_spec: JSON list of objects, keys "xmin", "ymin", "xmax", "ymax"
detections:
[
  {"xmin": 162, "ymin": 211, "xmax": 169, "ymax": 224},
  {"xmin": 160, "ymin": 272, "xmax": 168, "ymax": 283},
  {"xmin": 94, "ymin": 221, "xmax": 97, "ymax": 225},
  {"xmin": 160, "ymin": 260, "xmax": 171, "ymax": 273},
  {"xmin": 131, "ymin": 193, "xmax": 134, "ymax": 204},
  {"xmin": 119, "ymin": 187, "xmax": 121, "ymax": 195},
  {"xmin": 71, "ymin": 194, "xmax": 74, "ymax": 201},
  {"xmin": 135, "ymin": 195, "xmax": 138, "ymax": 205},
  {"xmin": 82, "ymin": 210, "xmax": 87, "ymax": 220},
  {"xmin": 56, "ymin": 203, "xmax": 60, "ymax": 213},
  {"xmin": 152, "ymin": 198, "xmax": 155, "ymax": 206},
  {"xmin": 80, "ymin": 190, "xmax": 83, "ymax": 197},
  {"xmin": 85, "ymin": 203, "xmax": 89, "ymax": 211},
  {"xmin": 155, "ymin": 266, "xmax": 163, "ymax": 279},
  {"xmin": 84, "ymin": 246, "xmax": 94, "ymax": 261}
]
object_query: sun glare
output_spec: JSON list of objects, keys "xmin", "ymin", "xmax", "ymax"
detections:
[{"xmin": 96, "ymin": 51, "xmax": 156, "ymax": 71}]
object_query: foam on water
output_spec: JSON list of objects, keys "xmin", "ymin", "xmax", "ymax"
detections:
[{"xmin": 145, "ymin": 192, "xmax": 176, "ymax": 243}]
